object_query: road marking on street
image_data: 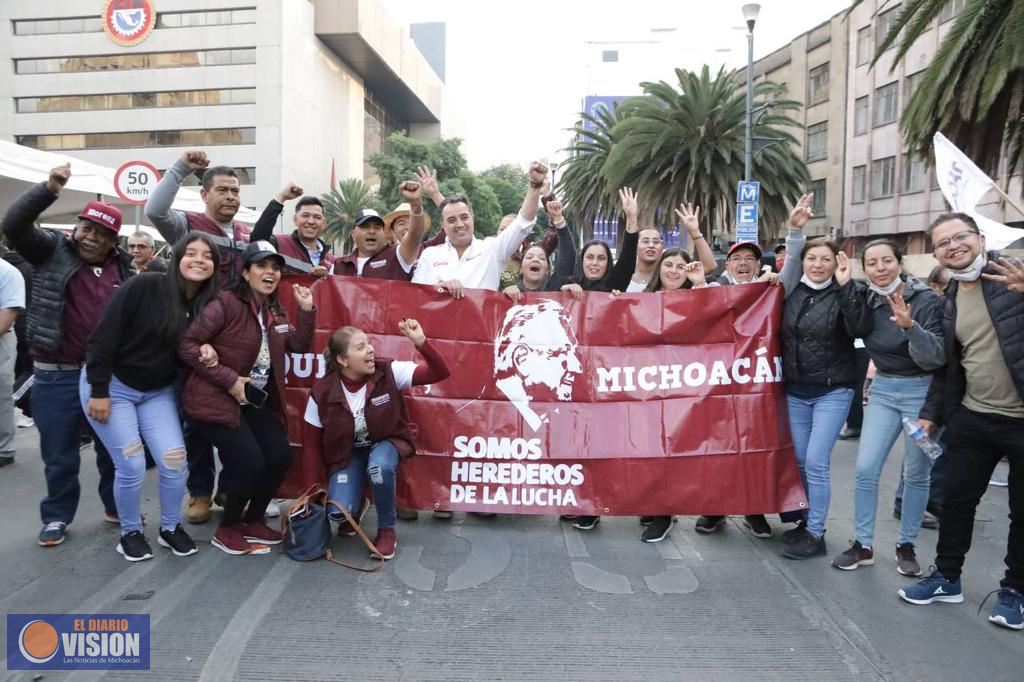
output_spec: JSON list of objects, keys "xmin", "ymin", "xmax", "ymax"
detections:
[
  {"xmin": 445, "ymin": 526, "xmax": 511, "ymax": 592},
  {"xmin": 561, "ymin": 520, "xmax": 589, "ymax": 558}
]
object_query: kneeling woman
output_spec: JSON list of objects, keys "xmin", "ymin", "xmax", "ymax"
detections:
[
  {"xmin": 304, "ymin": 319, "xmax": 450, "ymax": 559},
  {"xmin": 180, "ymin": 241, "xmax": 315, "ymax": 555},
  {"xmin": 83, "ymin": 232, "xmax": 220, "ymax": 561}
]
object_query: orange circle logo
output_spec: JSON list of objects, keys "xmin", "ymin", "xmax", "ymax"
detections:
[
  {"xmin": 19, "ymin": 620, "xmax": 59, "ymax": 664},
  {"xmin": 103, "ymin": 0, "xmax": 157, "ymax": 47}
]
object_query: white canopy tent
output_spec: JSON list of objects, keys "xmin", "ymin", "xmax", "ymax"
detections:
[{"xmin": 0, "ymin": 140, "xmax": 260, "ymax": 240}]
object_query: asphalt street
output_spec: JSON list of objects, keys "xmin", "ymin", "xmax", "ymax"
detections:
[{"xmin": 0, "ymin": 425, "xmax": 1018, "ymax": 681}]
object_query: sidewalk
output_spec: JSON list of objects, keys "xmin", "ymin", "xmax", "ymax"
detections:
[{"xmin": 0, "ymin": 426, "xmax": 1018, "ymax": 681}]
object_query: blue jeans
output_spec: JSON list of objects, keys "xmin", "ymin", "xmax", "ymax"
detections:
[
  {"xmin": 786, "ymin": 388, "xmax": 855, "ymax": 537},
  {"xmin": 854, "ymin": 374, "xmax": 933, "ymax": 547},
  {"xmin": 33, "ymin": 367, "xmax": 116, "ymax": 524},
  {"xmin": 327, "ymin": 441, "xmax": 400, "ymax": 529},
  {"xmin": 81, "ymin": 371, "xmax": 187, "ymax": 534}
]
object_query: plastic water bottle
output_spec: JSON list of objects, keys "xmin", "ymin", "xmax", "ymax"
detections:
[{"xmin": 902, "ymin": 418, "xmax": 943, "ymax": 461}]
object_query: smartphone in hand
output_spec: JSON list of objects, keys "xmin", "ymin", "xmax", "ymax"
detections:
[{"xmin": 244, "ymin": 382, "xmax": 268, "ymax": 408}]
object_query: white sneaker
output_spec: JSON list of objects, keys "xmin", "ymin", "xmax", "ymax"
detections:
[
  {"xmin": 16, "ymin": 412, "xmax": 33, "ymax": 428},
  {"xmin": 264, "ymin": 499, "xmax": 284, "ymax": 518}
]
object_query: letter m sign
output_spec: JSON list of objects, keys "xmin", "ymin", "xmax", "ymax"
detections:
[{"xmin": 737, "ymin": 181, "xmax": 760, "ymax": 204}]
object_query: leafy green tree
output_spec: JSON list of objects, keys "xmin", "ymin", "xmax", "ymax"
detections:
[
  {"xmin": 602, "ymin": 66, "xmax": 808, "ymax": 241},
  {"xmin": 558, "ymin": 104, "xmax": 629, "ymax": 235},
  {"xmin": 864, "ymin": 0, "xmax": 1024, "ymax": 177},
  {"xmin": 368, "ymin": 132, "xmax": 466, "ymax": 207},
  {"xmin": 480, "ymin": 164, "xmax": 528, "ymax": 216},
  {"xmin": 320, "ymin": 178, "xmax": 386, "ymax": 254}
]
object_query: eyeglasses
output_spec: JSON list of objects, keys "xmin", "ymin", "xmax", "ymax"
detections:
[
  {"xmin": 933, "ymin": 229, "xmax": 979, "ymax": 252},
  {"xmin": 727, "ymin": 256, "xmax": 759, "ymax": 263}
]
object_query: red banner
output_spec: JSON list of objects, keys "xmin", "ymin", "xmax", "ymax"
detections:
[{"xmin": 277, "ymin": 277, "xmax": 807, "ymax": 516}]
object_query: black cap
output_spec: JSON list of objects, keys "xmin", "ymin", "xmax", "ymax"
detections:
[
  {"xmin": 354, "ymin": 208, "xmax": 384, "ymax": 226},
  {"xmin": 242, "ymin": 240, "xmax": 285, "ymax": 266}
]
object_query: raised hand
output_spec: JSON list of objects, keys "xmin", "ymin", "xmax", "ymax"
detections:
[
  {"xmin": 547, "ymin": 197, "xmax": 565, "ymax": 226},
  {"xmin": 275, "ymin": 182, "xmax": 304, "ymax": 203},
  {"xmin": 982, "ymin": 256, "xmax": 1024, "ymax": 293},
  {"xmin": 684, "ymin": 261, "xmax": 707, "ymax": 288},
  {"xmin": 416, "ymin": 166, "xmax": 439, "ymax": 196},
  {"xmin": 887, "ymin": 292, "xmax": 914, "ymax": 329},
  {"xmin": 180, "ymin": 150, "xmax": 210, "ymax": 172},
  {"xmin": 527, "ymin": 161, "xmax": 549, "ymax": 189},
  {"xmin": 398, "ymin": 318, "xmax": 426, "ymax": 348},
  {"xmin": 789, "ymin": 193, "xmax": 814, "ymax": 229},
  {"xmin": 292, "ymin": 284, "xmax": 314, "ymax": 310},
  {"xmin": 399, "ymin": 180, "xmax": 422, "ymax": 204},
  {"xmin": 47, "ymin": 163, "xmax": 71, "ymax": 194},
  {"xmin": 674, "ymin": 202, "xmax": 702, "ymax": 239},
  {"xmin": 835, "ymin": 251, "xmax": 852, "ymax": 285},
  {"xmin": 618, "ymin": 187, "xmax": 639, "ymax": 221}
]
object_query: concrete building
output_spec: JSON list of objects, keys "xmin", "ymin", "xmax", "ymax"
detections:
[{"xmin": 0, "ymin": 0, "xmax": 444, "ymax": 212}]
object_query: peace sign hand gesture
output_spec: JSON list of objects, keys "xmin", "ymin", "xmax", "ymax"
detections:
[
  {"xmin": 789, "ymin": 193, "xmax": 814, "ymax": 229},
  {"xmin": 887, "ymin": 292, "xmax": 914, "ymax": 330}
]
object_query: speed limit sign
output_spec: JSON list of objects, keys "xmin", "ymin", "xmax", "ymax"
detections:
[{"xmin": 113, "ymin": 160, "xmax": 161, "ymax": 205}]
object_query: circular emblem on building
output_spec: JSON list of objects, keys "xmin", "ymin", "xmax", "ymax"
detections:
[{"xmin": 103, "ymin": 0, "xmax": 156, "ymax": 47}]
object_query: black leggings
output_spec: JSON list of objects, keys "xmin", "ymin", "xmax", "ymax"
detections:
[{"xmin": 196, "ymin": 404, "xmax": 293, "ymax": 527}]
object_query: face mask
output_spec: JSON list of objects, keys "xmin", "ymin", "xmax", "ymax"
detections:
[
  {"xmin": 800, "ymin": 274, "xmax": 833, "ymax": 291},
  {"xmin": 721, "ymin": 271, "xmax": 752, "ymax": 285},
  {"xmin": 948, "ymin": 253, "xmax": 985, "ymax": 282},
  {"xmin": 868, "ymin": 277, "xmax": 902, "ymax": 297}
]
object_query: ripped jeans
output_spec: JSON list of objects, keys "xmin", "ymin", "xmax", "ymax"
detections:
[
  {"xmin": 81, "ymin": 371, "xmax": 187, "ymax": 534},
  {"xmin": 328, "ymin": 441, "xmax": 400, "ymax": 529}
]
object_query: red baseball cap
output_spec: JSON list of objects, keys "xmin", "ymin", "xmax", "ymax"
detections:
[
  {"xmin": 77, "ymin": 200, "xmax": 122, "ymax": 234},
  {"xmin": 727, "ymin": 241, "xmax": 763, "ymax": 259}
]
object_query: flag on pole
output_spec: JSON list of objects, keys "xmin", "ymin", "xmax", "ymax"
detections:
[
  {"xmin": 329, "ymin": 158, "xmax": 337, "ymax": 189},
  {"xmin": 933, "ymin": 132, "xmax": 1024, "ymax": 249}
]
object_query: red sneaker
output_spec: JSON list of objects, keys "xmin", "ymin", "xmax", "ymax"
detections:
[
  {"xmin": 211, "ymin": 526, "xmax": 270, "ymax": 555},
  {"xmin": 240, "ymin": 520, "xmax": 283, "ymax": 545},
  {"xmin": 372, "ymin": 527, "xmax": 397, "ymax": 560}
]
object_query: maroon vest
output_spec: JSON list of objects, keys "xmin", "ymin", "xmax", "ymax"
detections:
[
  {"xmin": 185, "ymin": 212, "xmax": 252, "ymax": 281},
  {"xmin": 310, "ymin": 361, "xmax": 416, "ymax": 474},
  {"xmin": 333, "ymin": 243, "xmax": 412, "ymax": 281}
]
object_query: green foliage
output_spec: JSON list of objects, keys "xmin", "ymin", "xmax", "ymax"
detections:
[
  {"xmin": 864, "ymin": 0, "xmax": 1024, "ymax": 177},
  {"xmin": 368, "ymin": 132, "xmax": 466, "ymax": 207},
  {"xmin": 559, "ymin": 104, "xmax": 628, "ymax": 232},
  {"xmin": 320, "ymin": 178, "xmax": 386, "ymax": 254}
]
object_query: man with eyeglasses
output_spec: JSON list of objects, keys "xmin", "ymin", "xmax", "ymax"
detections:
[
  {"xmin": 898, "ymin": 212, "xmax": 1024, "ymax": 631},
  {"xmin": 126, "ymin": 231, "xmax": 166, "ymax": 273},
  {"xmin": 716, "ymin": 242, "xmax": 777, "ymax": 285}
]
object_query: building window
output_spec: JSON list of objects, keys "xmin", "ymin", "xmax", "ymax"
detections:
[
  {"xmin": 363, "ymin": 91, "xmax": 406, "ymax": 180},
  {"xmin": 807, "ymin": 63, "xmax": 830, "ymax": 105},
  {"xmin": 852, "ymin": 165, "xmax": 867, "ymax": 203},
  {"xmin": 14, "ymin": 8, "xmax": 255, "ymax": 35},
  {"xmin": 15, "ymin": 88, "xmax": 256, "ymax": 113},
  {"xmin": 159, "ymin": 166, "xmax": 257, "ymax": 185},
  {"xmin": 876, "ymin": 5, "xmax": 902, "ymax": 48},
  {"xmin": 871, "ymin": 156, "xmax": 896, "ymax": 199},
  {"xmin": 854, "ymin": 96, "xmax": 869, "ymax": 135},
  {"xmin": 601, "ymin": 50, "xmax": 619, "ymax": 63},
  {"xmin": 903, "ymin": 153, "xmax": 926, "ymax": 193},
  {"xmin": 873, "ymin": 82, "xmax": 899, "ymax": 127},
  {"xmin": 805, "ymin": 122, "xmax": 828, "ymax": 162},
  {"xmin": 856, "ymin": 26, "xmax": 872, "ymax": 66},
  {"xmin": 940, "ymin": 0, "xmax": 967, "ymax": 22},
  {"xmin": 903, "ymin": 71, "xmax": 924, "ymax": 103},
  {"xmin": 14, "ymin": 48, "xmax": 256, "ymax": 75},
  {"xmin": 16, "ymin": 128, "xmax": 255, "ymax": 151},
  {"xmin": 809, "ymin": 180, "xmax": 827, "ymax": 216}
]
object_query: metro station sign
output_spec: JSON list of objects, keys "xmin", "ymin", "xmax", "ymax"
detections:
[{"xmin": 103, "ymin": 0, "xmax": 156, "ymax": 47}]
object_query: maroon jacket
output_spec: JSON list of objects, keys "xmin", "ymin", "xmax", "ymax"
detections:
[
  {"xmin": 179, "ymin": 289, "xmax": 315, "ymax": 429},
  {"xmin": 333, "ymin": 243, "xmax": 413, "ymax": 280},
  {"xmin": 304, "ymin": 360, "xmax": 417, "ymax": 476},
  {"xmin": 185, "ymin": 212, "xmax": 252, "ymax": 282},
  {"xmin": 276, "ymin": 231, "xmax": 336, "ymax": 272}
]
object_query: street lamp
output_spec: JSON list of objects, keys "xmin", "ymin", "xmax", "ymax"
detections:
[{"xmin": 742, "ymin": 3, "xmax": 761, "ymax": 182}]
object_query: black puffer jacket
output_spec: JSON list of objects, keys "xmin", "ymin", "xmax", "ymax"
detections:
[
  {"xmin": 920, "ymin": 255, "xmax": 1024, "ymax": 426},
  {"xmin": 782, "ymin": 280, "xmax": 859, "ymax": 387},
  {"xmin": 1, "ymin": 183, "xmax": 133, "ymax": 353}
]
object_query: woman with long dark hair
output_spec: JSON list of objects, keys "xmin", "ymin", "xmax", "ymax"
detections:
[
  {"xmin": 82, "ymin": 231, "xmax": 220, "ymax": 561},
  {"xmin": 558, "ymin": 187, "xmax": 641, "ymax": 298},
  {"xmin": 179, "ymin": 240, "xmax": 315, "ymax": 556}
]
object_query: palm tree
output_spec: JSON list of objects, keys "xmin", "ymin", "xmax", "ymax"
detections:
[
  {"xmin": 320, "ymin": 178, "xmax": 385, "ymax": 254},
  {"xmin": 558, "ymin": 103, "xmax": 629, "ymax": 236},
  {"xmin": 602, "ymin": 66, "xmax": 809, "ymax": 241},
  {"xmin": 866, "ymin": 0, "xmax": 1024, "ymax": 177}
]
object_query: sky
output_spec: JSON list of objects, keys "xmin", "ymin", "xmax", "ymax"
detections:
[{"xmin": 384, "ymin": 0, "xmax": 854, "ymax": 171}]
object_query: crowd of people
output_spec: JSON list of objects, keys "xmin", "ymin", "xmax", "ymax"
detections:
[{"xmin": 0, "ymin": 148, "xmax": 1021, "ymax": 631}]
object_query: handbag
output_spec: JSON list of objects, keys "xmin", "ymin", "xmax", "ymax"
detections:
[{"xmin": 281, "ymin": 485, "xmax": 383, "ymax": 571}]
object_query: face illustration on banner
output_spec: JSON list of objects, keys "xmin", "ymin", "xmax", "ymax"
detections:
[{"xmin": 493, "ymin": 300, "xmax": 583, "ymax": 431}]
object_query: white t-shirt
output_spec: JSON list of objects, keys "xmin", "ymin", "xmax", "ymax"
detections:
[
  {"xmin": 356, "ymin": 256, "xmax": 370, "ymax": 276},
  {"xmin": 303, "ymin": 361, "xmax": 418, "ymax": 447},
  {"xmin": 625, "ymin": 279, "xmax": 647, "ymax": 293},
  {"xmin": 0, "ymin": 259, "xmax": 26, "ymax": 312},
  {"xmin": 411, "ymin": 214, "xmax": 534, "ymax": 291}
]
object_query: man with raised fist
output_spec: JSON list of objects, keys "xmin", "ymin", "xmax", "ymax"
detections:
[{"xmin": 333, "ymin": 180, "xmax": 428, "ymax": 280}]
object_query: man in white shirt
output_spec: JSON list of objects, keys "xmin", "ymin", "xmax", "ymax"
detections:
[
  {"xmin": 0, "ymin": 257, "xmax": 25, "ymax": 467},
  {"xmin": 412, "ymin": 161, "xmax": 549, "ymax": 295}
]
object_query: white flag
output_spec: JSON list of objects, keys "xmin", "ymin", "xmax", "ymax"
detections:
[{"xmin": 933, "ymin": 132, "xmax": 1024, "ymax": 249}]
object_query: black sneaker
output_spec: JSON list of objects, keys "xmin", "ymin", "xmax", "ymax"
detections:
[
  {"xmin": 116, "ymin": 531, "xmax": 153, "ymax": 562},
  {"xmin": 743, "ymin": 515, "xmax": 772, "ymax": 538},
  {"xmin": 782, "ymin": 520, "xmax": 808, "ymax": 543},
  {"xmin": 781, "ymin": 529, "xmax": 826, "ymax": 560},
  {"xmin": 639, "ymin": 516, "xmax": 654, "ymax": 526},
  {"xmin": 895, "ymin": 542, "xmax": 922, "ymax": 577},
  {"xmin": 158, "ymin": 524, "xmax": 198, "ymax": 557},
  {"xmin": 572, "ymin": 516, "xmax": 600, "ymax": 530},
  {"xmin": 695, "ymin": 515, "xmax": 726, "ymax": 534},
  {"xmin": 38, "ymin": 521, "xmax": 67, "ymax": 547},
  {"xmin": 641, "ymin": 516, "xmax": 673, "ymax": 543}
]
